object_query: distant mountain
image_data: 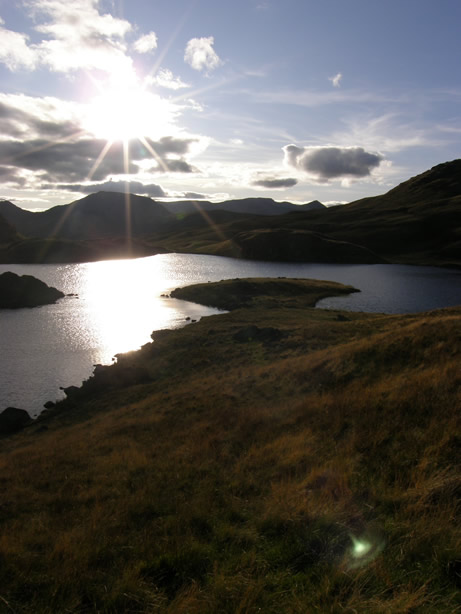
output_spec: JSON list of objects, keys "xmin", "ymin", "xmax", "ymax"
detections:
[
  {"xmin": 0, "ymin": 192, "xmax": 175, "ymax": 240},
  {"xmin": 0, "ymin": 209, "xmax": 18, "ymax": 244},
  {"xmin": 0, "ymin": 194, "xmax": 325, "ymax": 242},
  {"xmin": 0, "ymin": 161, "xmax": 459, "ymax": 267},
  {"xmin": 162, "ymin": 198, "xmax": 326, "ymax": 217}
]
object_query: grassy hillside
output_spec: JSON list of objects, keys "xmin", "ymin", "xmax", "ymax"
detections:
[
  {"xmin": 0, "ymin": 279, "xmax": 459, "ymax": 613},
  {"xmin": 152, "ymin": 160, "xmax": 461, "ymax": 268}
]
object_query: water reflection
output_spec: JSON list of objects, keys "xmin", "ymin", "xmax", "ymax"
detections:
[
  {"xmin": 72, "ymin": 258, "xmax": 224, "ymax": 365},
  {"xmin": 0, "ymin": 254, "xmax": 460, "ymax": 415}
]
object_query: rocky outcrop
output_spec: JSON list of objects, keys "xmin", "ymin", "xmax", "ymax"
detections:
[
  {"xmin": 0, "ymin": 271, "xmax": 65, "ymax": 308},
  {"xmin": 0, "ymin": 407, "xmax": 31, "ymax": 434}
]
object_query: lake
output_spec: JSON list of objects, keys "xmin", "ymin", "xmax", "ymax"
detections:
[{"xmin": 1, "ymin": 253, "xmax": 460, "ymax": 416}]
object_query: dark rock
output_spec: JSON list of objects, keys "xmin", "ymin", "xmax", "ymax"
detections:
[
  {"xmin": 0, "ymin": 407, "xmax": 31, "ymax": 434},
  {"xmin": 336, "ymin": 314, "xmax": 349, "ymax": 321},
  {"xmin": 43, "ymin": 401, "xmax": 55, "ymax": 409},
  {"xmin": 60, "ymin": 385, "xmax": 81, "ymax": 399},
  {"xmin": 0, "ymin": 271, "xmax": 64, "ymax": 308}
]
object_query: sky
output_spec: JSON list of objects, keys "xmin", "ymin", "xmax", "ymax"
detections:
[{"xmin": 0, "ymin": 0, "xmax": 461, "ymax": 211}]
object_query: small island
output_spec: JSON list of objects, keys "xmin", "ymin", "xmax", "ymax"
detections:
[{"xmin": 0, "ymin": 271, "xmax": 64, "ymax": 308}]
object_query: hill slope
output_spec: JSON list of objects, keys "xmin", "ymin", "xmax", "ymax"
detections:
[
  {"xmin": 154, "ymin": 160, "xmax": 461, "ymax": 267},
  {"xmin": 0, "ymin": 192, "xmax": 175, "ymax": 240},
  {"xmin": 0, "ymin": 210, "xmax": 18, "ymax": 244},
  {"xmin": 0, "ymin": 278, "xmax": 459, "ymax": 612}
]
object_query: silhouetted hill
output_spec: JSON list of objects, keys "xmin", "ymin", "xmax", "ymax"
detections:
[
  {"xmin": 163, "ymin": 160, "xmax": 459, "ymax": 267},
  {"xmin": 162, "ymin": 197, "xmax": 325, "ymax": 217},
  {"xmin": 0, "ymin": 161, "xmax": 460, "ymax": 266},
  {"xmin": 0, "ymin": 192, "xmax": 175, "ymax": 240},
  {"xmin": 285, "ymin": 159, "xmax": 461, "ymax": 266}
]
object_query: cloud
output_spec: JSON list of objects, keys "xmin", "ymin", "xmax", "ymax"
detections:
[
  {"xmin": 24, "ymin": 0, "xmax": 133, "ymax": 75},
  {"xmin": 0, "ymin": 95, "xmax": 200, "ymax": 186},
  {"xmin": 56, "ymin": 179, "xmax": 167, "ymax": 197},
  {"xmin": 137, "ymin": 136, "xmax": 197, "ymax": 157},
  {"xmin": 0, "ymin": 18, "xmax": 38, "ymax": 70},
  {"xmin": 184, "ymin": 36, "xmax": 221, "ymax": 72},
  {"xmin": 283, "ymin": 145, "xmax": 383, "ymax": 179},
  {"xmin": 329, "ymin": 72, "xmax": 342, "ymax": 88},
  {"xmin": 0, "ymin": 134, "xmax": 199, "ymax": 184},
  {"xmin": 161, "ymin": 159, "xmax": 197, "ymax": 173},
  {"xmin": 183, "ymin": 192, "xmax": 206, "ymax": 199},
  {"xmin": 0, "ymin": 166, "xmax": 27, "ymax": 186},
  {"xmin": 133, "ymin": 31, "xmax": 158, "ymax": 54},
  {"xmin": 149, "ymin": 69, "xmax": 189, "ymax": 90},
  {"xmin": 252, "ymin": 177, "xmax": 298, "ymax": 189}
]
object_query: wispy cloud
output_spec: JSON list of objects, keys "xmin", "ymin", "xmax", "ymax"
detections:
[
  {"xmin": 184, "ymin": 36, "xmax": 222, "ymax": 73},
  {"xmin": 331, "ymin": 113, "xmax": 440, "ymax": 153},
  {"xmin": 149, "ymin": 69, "xmax": 189, "ymax": 90},
  {"xmin": 329, "ymin": 72, "xmax": 342, "ymax": 88},
  {"xmin": 246, "ymin": 87, "xmax": 405, "ymax": 108}
]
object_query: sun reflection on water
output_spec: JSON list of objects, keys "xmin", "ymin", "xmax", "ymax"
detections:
[{"xmin": 78, "ymin": 258, "xmax": 186, "ymax": 363}]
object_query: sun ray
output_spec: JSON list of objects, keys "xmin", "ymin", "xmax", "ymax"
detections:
[
  {"xmin": 142, "ymin": 6, "xmax": 193, "ymax": 87},
  {"xmin": 87, "ymin": 139, "xmax": 114, "ymax": 181},
  {"xmin": 138, "ymin": 136, "xmax": 169, "ymax": 173},
  {"xmin": 123, "ymin": 139, "xmax": 132, "ymax": 255},
  {"xmin": 0, "ymin": 129, "xmax": 87, "ymax": 167},
  {"xmin": 171, "ymin": 75, "xmax": 237, "ymax": 106}
]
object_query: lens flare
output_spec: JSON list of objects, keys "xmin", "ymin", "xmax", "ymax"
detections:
[{"xmin": 345, "ymin": 531, "xmax": 385, "ymax": 570}]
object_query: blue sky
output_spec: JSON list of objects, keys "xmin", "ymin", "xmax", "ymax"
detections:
[{"xmin": 0, "ymin": 0, "xmax": 460, "ymax": 210}]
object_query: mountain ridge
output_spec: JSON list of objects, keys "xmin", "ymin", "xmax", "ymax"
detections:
[{"xmin": 0, "ymin": 159, "xmax": 460, "ymax": 267}]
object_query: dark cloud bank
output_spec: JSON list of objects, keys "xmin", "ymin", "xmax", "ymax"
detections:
[
  {"xmin": 56, "ymin": 180, "xmax": 167, "ymax": 198},
  {"xmin": 0, "ymin": 99, "xmax": 199, "ymax": 186},
  {"xmin": 252, "ymin": 177, "xmax": 298, "ymax": 189},
  {"xmin": 284, "ymin": 145, "xmax": 383, "ymax": 179}
]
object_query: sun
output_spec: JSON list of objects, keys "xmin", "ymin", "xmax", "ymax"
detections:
[{"xmin": 84, "ymin": 79, "xmax": 176, "ymax": 142}]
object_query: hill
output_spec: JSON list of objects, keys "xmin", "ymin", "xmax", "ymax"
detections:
[
  {"xmin": 162, "ymin": 197, "xmax": 325, "ymax": 217},
  {"xmin": 0, "ymin": 209, "xmax": 19, "ymax": 244},
  {"xmin": 0, "ymin": 160, "xmax": 460, "ymax": 266},
  {"xmin": 153, "ymin": 160, "xmax": 461, "ymax": 268},
  {"xmin": 0, "ymin": 192, "xmax": 175, "ymax": 240},
  {"xmin": 0, "ymin": 278, "xmax": 459, "ymax": 612}
]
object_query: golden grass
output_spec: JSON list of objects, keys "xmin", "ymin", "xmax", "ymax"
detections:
[{"xmin": 0, "ymin": 279, "xmax": 459, "ymax": 612}]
